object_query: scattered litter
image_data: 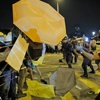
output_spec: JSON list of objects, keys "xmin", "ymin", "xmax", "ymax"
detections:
[{"xmin": 75, "ymin": 85, "xmax": 82, "ymax": 90}]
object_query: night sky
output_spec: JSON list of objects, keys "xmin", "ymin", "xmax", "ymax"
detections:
[
  {"xmin": 0, "ymin": 0, "xmax": 18, "ymax": 29},
  {"xmin": 0, "ymin": 0, "xmax": 100, "ymax": 37},
  {"xmin": 42, "ymin": 0, "xmax": 100, "ymax": 37}
]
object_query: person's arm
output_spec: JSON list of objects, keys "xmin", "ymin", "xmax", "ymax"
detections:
[
  {"xmin": 81, "ymin": 50, "xmax": 94, "ymax": 60},
  {"xmin": 76, "ymin": 44, "xmax": 100, "ymax": 60},
  {"xmin": 81, "ymin": 50, "xmax": 100, "ymax": 60}
]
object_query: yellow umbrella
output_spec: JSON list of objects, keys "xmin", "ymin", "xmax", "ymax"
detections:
[
  {"xmin": 12, "ymin": 0, "xmax": 66, "ymax": 45},
  {"xmin": 6, "ymin": 35, "xmax": 29, "ymax": 71}
]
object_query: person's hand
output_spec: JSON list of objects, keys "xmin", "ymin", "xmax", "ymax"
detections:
[{"xmin": 76, "ymin": 44, "xmax": 83, "ymax": 52}]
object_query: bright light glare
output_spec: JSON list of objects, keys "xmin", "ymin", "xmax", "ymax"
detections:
[
  {"xmin": 85, "ymin": 37, "xmax": 89, "ymax": 42},
  {"xmin": 56, "ymin": 0, "xmax": 62, "ymax": 2},
  {"xmin": 92, "ymin": 31, "xmax": 95, "ymax": 35}
]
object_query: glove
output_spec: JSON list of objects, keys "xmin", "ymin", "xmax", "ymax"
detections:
[{"xmin": 76, "ymin": 44, "xmax": 83, "ymax": 52}]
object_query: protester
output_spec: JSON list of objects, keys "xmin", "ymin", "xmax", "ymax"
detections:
[
  {"xmin": 0, "ymin": 31, "xmax": 14, "ymax": 100},
  {"xmin": 17, "ymin": 64, "xmax": 27, "ymax": 98},
  {"xmin": 90, "ymin": 39, "xmax": 96, "ymax": 52},
  {"xmin": 90, "ymin": 39, "xmax": 100, "ymax": 71},
  {"xmin": 0, "ymin": 46, "xmax": 14, "ymax": 100}
]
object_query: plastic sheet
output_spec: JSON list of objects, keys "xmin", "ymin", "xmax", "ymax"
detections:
[{"xmin": 26, "ymin": 79, "xmax": 56, "ymax": 98}]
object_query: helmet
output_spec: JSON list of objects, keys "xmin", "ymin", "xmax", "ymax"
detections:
[{"xmin": 0, "ymin": 32, "xmax": 4, "ymax": 36}]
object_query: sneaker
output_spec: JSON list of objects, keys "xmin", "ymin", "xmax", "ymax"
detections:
[
  {"xmin": 89, "ymin": 71, "xmax": 95, "ymax": 74},
  {"xmin": 80, "ymin": 74, "xmax": 88, "ymax": 78}
]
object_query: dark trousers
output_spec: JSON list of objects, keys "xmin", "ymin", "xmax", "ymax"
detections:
[
  {"xmin": 72, "ymin": 51, "xmax": 78, "ymax": 63},
  {"xmin": 0, "ymin": 70, "xmax": 11, "ymax": 100},
  {"xmin": 8, "ymin": 71, "xmax": 16, "ymax": 100},
  {"xmin": 82, "ymin": 58, "xmax": 95, "ymax": 76},
  {"xmin": 66, "ymin": 54, "xmax": 73, "ymax": 68}
]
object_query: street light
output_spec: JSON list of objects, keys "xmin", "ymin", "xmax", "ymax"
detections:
[
  {"xmin": 56, "ymin": 0, "xmax": 62, "ymax": 12},
  {"xmin": 92, "ymin": 31, "xmax": 95, "ymax": 36}
]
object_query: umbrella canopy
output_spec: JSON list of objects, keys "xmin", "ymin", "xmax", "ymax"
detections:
[
  {"xmin": 6, "ymin": 35, "xmax": 29, "ymax": 71},
  {"xmin": 49, "ymin": 67, "xmax": 76, "ymax": 96},
  {"xmin": 12, "ymin": 0, "xmax": 66, "ymax": 45}
]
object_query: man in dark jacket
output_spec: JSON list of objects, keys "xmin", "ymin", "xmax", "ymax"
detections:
[{"xmin": 62, "ymin": 39, "xmax": 73, "ymax": 68}]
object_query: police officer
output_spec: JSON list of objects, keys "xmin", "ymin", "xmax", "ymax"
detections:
[
  {"xmin": 76, "ymin": 44, "xmax": 95, "ymax": 78},
  {"xmin": 64, "ymin": 39, "xmax": 73, "ymax": 68}
]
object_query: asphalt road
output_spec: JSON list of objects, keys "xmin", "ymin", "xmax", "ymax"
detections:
[{"xmin": 19, "ymin": 45, "xmax": 100, "ymax": 100}]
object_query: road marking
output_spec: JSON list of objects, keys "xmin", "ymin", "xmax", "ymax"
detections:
[
  {"xmin": 39, "ymin": 65, "xmax": 67, "ymax": 68},
  {"xmin": 47, "ymin": 72, "xmax": 52, "ymax": 77},
  {"xmin": 95, "ymin": 71, "xmax": 100, "ymax": 75},
  {"xmin": 61, "ymin": 92, "xmax": 75, "ymax": 100},
  {"xmin": 75, "ymin": 72, "xmax": 100, "ymax": 94}
]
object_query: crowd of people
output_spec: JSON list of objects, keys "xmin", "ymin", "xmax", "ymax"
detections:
[
  {"xmin": 58, "ymin": 36, "xmax": 100, "ymax": 78},
  {"xmin": 0, "ymin": 27, "xmax": 47, "ymax": 100},
  {"xmin": 0, "ymin": 27, "xmax": 100, "ymax": 100}
]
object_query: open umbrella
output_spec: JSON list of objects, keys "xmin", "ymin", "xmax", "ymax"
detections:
[
  {"xmin": 6, "ymin": 35, "xmax": 29, "ymax": 71},
  {"xmin": 12, "ymin": 0, "xmax": 66, "ymax": 45},
  {"xmin": 49, "ymin": 67, "xmax": 76, "ymax": 96}
]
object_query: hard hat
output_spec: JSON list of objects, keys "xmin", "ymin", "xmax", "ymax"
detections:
[{"xmin": 0, "ymin": 32, "xmax": 4, "ymax": 36}]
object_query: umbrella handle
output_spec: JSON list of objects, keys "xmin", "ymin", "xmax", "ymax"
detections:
[
  {"xmin": 35, "ymin": 67, "xmax": 43, "ymax": 79},
  {"xmin": 26, "ymin": 51, "xmax": 44, "ymax": 79}
]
